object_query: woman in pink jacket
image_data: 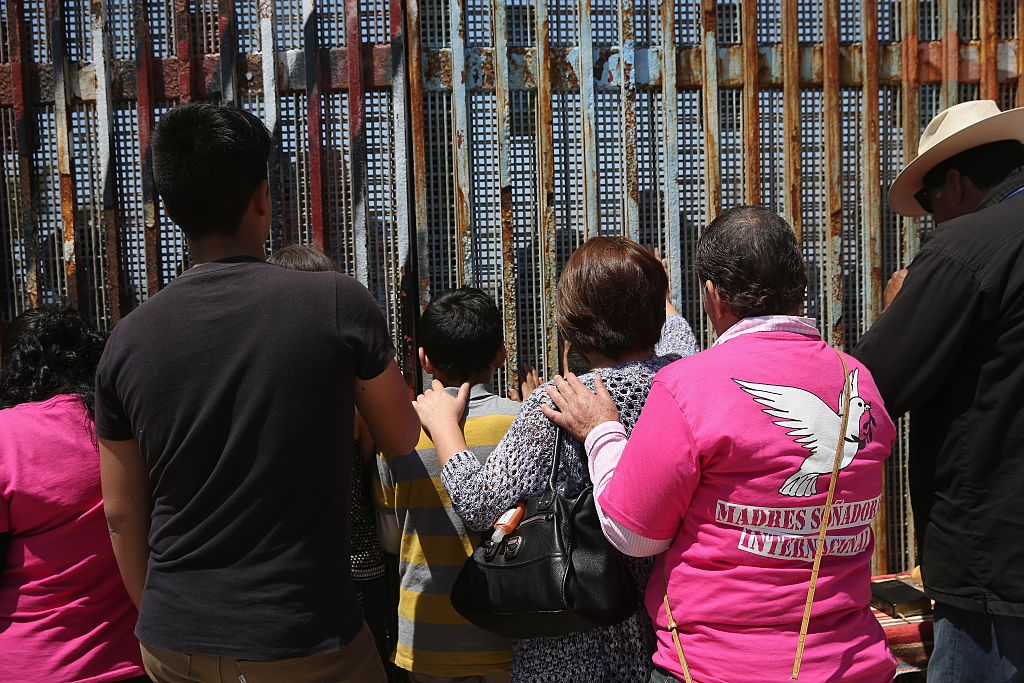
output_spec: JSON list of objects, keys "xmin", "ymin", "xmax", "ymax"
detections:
[{"xmin": 544, "ymin": 206, "xmax": 898, "ymax": 682}]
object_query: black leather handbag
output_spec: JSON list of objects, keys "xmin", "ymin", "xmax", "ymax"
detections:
[{"xmin": 449, "ymin": 428, "xmax": 637, "ymax": 639}]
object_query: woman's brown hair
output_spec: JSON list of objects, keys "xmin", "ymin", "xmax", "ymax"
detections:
[{"xmin": 557, "ymin": 236, "xmax": 667, "ymax": 360}]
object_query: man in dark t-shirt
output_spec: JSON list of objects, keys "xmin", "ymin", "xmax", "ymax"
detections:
[{"xmin": 96, "ymin": 102, "xmax": 420, "ymax": 682}]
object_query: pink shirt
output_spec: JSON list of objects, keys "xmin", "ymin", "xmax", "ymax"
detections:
[
  {"xmin": 600, "ymin": 329, "xmax": 897, "ymax": 683},
  {"xmin": 0, "ymin": 396, "xmax": 145, "ymax": 682}
]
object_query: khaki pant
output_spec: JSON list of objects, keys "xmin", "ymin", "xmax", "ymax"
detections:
[
  {"xmin": 141, "ymin": 623, "xmax": 386, "ymax": 683},
  {"xmin": 407, "ymin": 674, "xmax": 509, "ymax": 683}
]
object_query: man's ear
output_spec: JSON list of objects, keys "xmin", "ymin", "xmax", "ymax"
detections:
[
  {"xmin": 491, "ymin": 345, "xmax": 507, "ymax": 370},
  {"xmin": 418, "ymin": 347, "xmax": 436, "ymax": 376},
  {"xmin": 253, "ymin": 179, "xmax": 271, "ymax": 217},
  {"xmin": 704, "ymin": 280, "xmax": 730, "ymax": 321}
]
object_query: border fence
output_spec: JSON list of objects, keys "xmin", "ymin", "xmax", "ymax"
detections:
[{"xmin": 2, "ymin": 0, "xmax": 1023, "ymax": 574}]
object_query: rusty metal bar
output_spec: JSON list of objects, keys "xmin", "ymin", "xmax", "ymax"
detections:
[
  {"xmin": 861, "ymin": 0, "xmax": 886, "ymax": 574},
  {"xmin": 8, "ymin": 0, "xmax": 39, "ymax": 308},
  {"xmin": 305, "ymin": 0, "xmax": 326, "ymax": 249},
  {"xmin": 92, "ymin": 0, "xmax": 122, "ymax": 323},
  {"xmin": 406, "ymin": 0, "xmax": 431, "ymax": 318},
  {"xmin": 941, "ymin": 0, "xmax": 959, "ymax": 108},
  {"xmin": 823, "ymin": 0, "xmax": 842, "ymax": 347},
  {"xmin": 979, "ymin": 0, "xmax": 997, "ymax": 101},
  {"xmin": 174, "ymin": 0, "xmax": 195, "ymax": 101},
  {"xmin": 492, "ymin": 0, "xmax": 519, "ymax": 389},
  {"xmin": 741, "ymin": 0, "xmax": 759, "ymax": 206},
  {"xmin": 782, "ymin": 0, "xmax": 801, "ymax": 242},
  {"xmin": 1019, "ymin": 0, "xmax": 1024, "ymax": 108},
  {"xmin": 578, "ymin": 0, "xmax": 599, "ymax": 237},
  {"xmin": 660, "ymin": 0, "xmax": 681, "ymax": 310},
  {"xmin": 619, "ymin": 0, "xmax": 639, "ymax": 241},
  {"xmin": 347, "ymin": 0, "xmax": 369, "ymax": 284},
  {"xmin": 218, "ymin": 0, "xmax": 238, "ymax": 104},
  {"xmin": 391, "ymin": 0, "xmax": 419, "ymax": 390},
  {"xmin": 136, "ymin": 0, "xmax": 162, "ymax": 297},
  {"xmin": 902, "ymin": 0, "xmax": 920, "ymax": 264},
  {"xmin": 449, "ymin": 0, "xmax": 472, "ymax": 283},
  {"xmin": 48, "ymin": 0, "xmax": 80, "ymax": 306},
  {"xmin": 535, "ymin": 0, "xmax": 558, "ymax": 377},
  {"xmin": 701, "ymin": 0, "xmax": 720, "ymax": 222}
]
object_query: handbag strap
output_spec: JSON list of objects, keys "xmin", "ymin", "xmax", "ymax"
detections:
[
  {"xmin": 538, "ymin": 427, "xmax": 564, "ymax": 509},
  {"xmin": 660, "ymin": 348, "xmax": 853, "ymax": 683}
]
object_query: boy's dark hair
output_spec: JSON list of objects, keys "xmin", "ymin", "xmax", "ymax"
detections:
[
  {"xmin": 0, "ymin": 304, "xmax": 106, "ymax": 415},
  {"xmin": 557, "ymin": 236, "xmax": 667, "ymax": 359},
  {"xmin": 923, "ymin": 139, "xmax": 1024, "ymax": 192},
  {"xmin": 151, "ymin": 101, "xmax": 272, "ymax": 240},
  {"xmin": 696, "ymin": 205, "xmax": 807, "ymax": 319},
  {"xmin": 267, "ymin": 244, "xmax": 340, "ymax": 273},
  {"xmin": 419, "ymin": 288, "xmax": 503, "ymax": 383}
]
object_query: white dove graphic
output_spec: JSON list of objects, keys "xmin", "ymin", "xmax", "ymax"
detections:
[{"xmin": 734, "ymin": 369, "xmax": 872, "ymax": 497}]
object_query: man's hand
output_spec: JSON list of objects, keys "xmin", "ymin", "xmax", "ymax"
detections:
[
  {"xmin": 541, "ymin": 374, "xmax": 620, "ymax": 442},
  {"xmin": 508, "ymin": 367, "xmax": 541, "ymax": 402},
  {"xmin": 883, "ymin": 268, "xmax": 909, "ymax": 311},
  {"xmin": 413, "ymin": 380, "xmax": 470, "ymax": 466}
]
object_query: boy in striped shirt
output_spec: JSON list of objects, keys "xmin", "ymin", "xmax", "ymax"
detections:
[{"xmin": 375, "ymin": 288, "xmax": 518, "ymax": 682}]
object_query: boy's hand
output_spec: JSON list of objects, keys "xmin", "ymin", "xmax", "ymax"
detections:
[
  {"xmin": 414, "ymin": 380, "xmax": 470, "ymax": 434},
  {"xmin": 541, "ymin": 373, "xmax": 620, "ymax": 442}
]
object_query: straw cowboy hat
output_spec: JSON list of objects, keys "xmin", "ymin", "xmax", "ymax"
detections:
[{"xmin": 889, "ymin": 100, "xmax": 1024, "ymax": 217}]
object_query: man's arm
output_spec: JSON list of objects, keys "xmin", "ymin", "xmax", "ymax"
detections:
[
  {"xmin": 355, "ymin": 360, "xmax": 421, "ymax": 455},
  {"xmin": 853, "ymin": 250, "xmax": 986, "ymax": 417},
  {"xmin": 99, "ymin": 438, "xmax": 151, "ymax": 609}
]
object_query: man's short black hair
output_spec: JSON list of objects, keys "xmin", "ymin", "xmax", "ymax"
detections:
[
  {"xmin": 151, "ymin": 101, "xmax": 272, "ymax": 239},
  {"xmin": 696, "ymin": 205, "xmax": 807, "ymax": 318},
  {"xmin": 419, "ymin": 287, "xmax": 503, "ymax": 382},
  {"xmin": 923, "ymin": 139, "xmax": 1024, "ymax": 191}
]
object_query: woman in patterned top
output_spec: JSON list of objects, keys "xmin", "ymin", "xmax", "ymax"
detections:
[{"xmin": 414, "ymin": 237, "xmax": 700, "ymax": 682}]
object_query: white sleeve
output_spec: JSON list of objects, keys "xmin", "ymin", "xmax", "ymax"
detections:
[{"xmin": 585, "ymin": 421, "xmax": 672, "ymax": 558}]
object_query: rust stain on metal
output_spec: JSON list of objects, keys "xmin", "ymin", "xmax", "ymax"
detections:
[
  {"xmin": 407, "ymin": 0, "xmax": 432, "ymax": 313},
  {"xmin": 535, "ymin": 0, "xmax": 559, "ymax": 375},
  {"xmin": 741, "ymin": 0, "xmax": 759, "ymax": 205},
  {"xmin": 136, "ymin": 0, "xmax": 161, "ymax": 297},
  {"xmin": 941, "ymin": 0, "xmax": 959, "ymax": 108},
  {"xmin": 979, "ymin": 0, "xmax": 997, "ymax": 101},
  {"xmin": 701, "ymin": 0, "xmax": 721, "ymax": 222},
  {"xmin": 824, "ymin": 0, "xmax": 843, "ymax": 348},
  {"xmin": 305, "ymin": 1, "xmax": 326, "ymax": 250},
  {"xmin": 901, "ymin": 0, "xmax": 920, "ymax": 264},
  {"xmin": 347, "ymin": 0, "xmax": 370, "ymax": 285},
  {"xmin": 173, "ymin": 0, "xmax": 194, "ymax": 101}
]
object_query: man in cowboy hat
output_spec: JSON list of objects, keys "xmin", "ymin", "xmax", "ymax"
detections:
[{"xmin": 855, "ymin": 100, "xmax": 1024, "ymax": 680}]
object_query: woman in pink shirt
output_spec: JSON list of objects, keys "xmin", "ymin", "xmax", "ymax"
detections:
[
  {"xmin": 544, "ymin": 207, "xmax": 897, "ymax": 682},
  {"xmin": 0, "ymin": 305, "xmax": 147, "ymax": 682}
]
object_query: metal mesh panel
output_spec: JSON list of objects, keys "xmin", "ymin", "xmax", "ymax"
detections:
[
  {"xmin": 840, "ymin": 88, "xmax": 864, "ymax": 349},
  {"xmin": 677, "ymin": 89, "xmax": 708, "ymax": 344},
  {"xmin": 797, "ymin": 0, "xmax": 823, "ymax": 44},
  {"xmin": 0, "ymin": 2, "xmax": 10, "ymax": 64},
  {"xmin": 960, "ymin": 0, "xmax": 979, "ymax": 41},
  {"xmin": 110, "ymin": 1, "xmax": 136, "ymax": 60},
  {"xmin": 277, "ymin": 93, "xmax": 312, "ymax": 247},
  {"xmin": 466, "ymin": 0, "xmax": 492, "ymax": 47},
  {"xmin": 112, "ymin": 103, "xmax": 148, "ymax": 307},
  {"xmin": 237, "ymin": 0, "xmax": 263, "ymax": 52},
  {"xmin": 552, "ymin": 91, "xmax": 585, "ymax": 268},
  {"xmin": 147, "ymin": 1, "xmax": 175, "ymax": 58},
  {"xmin": 636, "ymin": 90, "xmax": 664, "ymax": 248},
  {"xmin": 718, "ymin": 88, "xmax": 743, "ymax": 208},
  {"xmin": 839, "ymin": 0, "xmax": 860, "ymax": 43},
  {"xmin": 918, "ymin": 0, "xmax": 939, "ymax": 42},
  {"xmin": 799, "ymin": 89, "xmax": 826, "ymax": 327},
  {"xmin": 878, "ymin": 0, "xmax": 899, "ymax": 43},
  {"xmin": 998, "ymin": 0, "xmax": 1018, "ymax": 40},
  {"xmin": 716, "ymin": 1, "xmax": 741, "ymax": 46},
  {"xmin": 425, "ymin": 91, "xmax": 458, "ymax": 296},
  {"xmin": 422, "ymin": 0, "xmax": 451, "ymax": 48},
  {"xmin": 276, "ymin": 0, "xmax": 305, "ymax": 50},
  {"xmin": 65, "ymin": 0, "xmax": 91, "ymax": 62},
  {"xmin": 595, "ymin": 90, "xmax": 622, "ymax": 236},
  {"xmin": 550, "ymin": 0, "xmax": 578, "ymax": 48},
  {"xmin": 192, "ymin": 0, "xmax": 221, "ymax": 54},
  {"xmin": 0, "ymin": 107, "xmax": 26, "ymax": 321},
  {"xmin": 322, "ymin": 0, "xmax": 347, "ymax": 46},
  {"xmin": 591, "ymin": 0, "xmax": 619, "ymax": 48},
  {"xmin": 758, "ymin": 88, "xmax": 786, "ymax": 217},
  {"xmin": 323, "ymin": 92, "xmax": 356, "ymax": 275},
  {"xmin": 361, "ymin": 0, "xmax": 390, "ymax": 43},
  {"xmin": 26, "ymin": 0, "xmax": 49, "ymax": 63},
  {"xmin": 757, "ymin": 0, "xmax": 782, "ymax": 44},
  {"xmin": 31, "ymin": 106, "xmax": 67, "ymax": 304},
  {"xmin": 71, "ymin": 104, "xmax": 111, "ymax": 330}
]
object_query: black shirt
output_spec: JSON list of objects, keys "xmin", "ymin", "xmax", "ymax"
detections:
[
  {"xmin": 854, "ymin": 174, "xmax": 1024, "ymax": 616},
  {"xmin": 95, "ymin": 256, "xmax": 395, "ymax": 658}
]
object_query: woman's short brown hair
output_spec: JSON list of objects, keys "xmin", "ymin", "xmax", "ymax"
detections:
[{"xmin": 557, "ymin": 236, "xmax": 667, "ymax": 360}]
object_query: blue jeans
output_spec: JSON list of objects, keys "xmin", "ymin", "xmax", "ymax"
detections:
[{"xmin": 928, "ymin": 602, "xmax": 1024, "ymax": 682}]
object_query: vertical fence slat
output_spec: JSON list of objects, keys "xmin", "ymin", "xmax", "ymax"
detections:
[
  {"xmin": 941, "ymin": 0, "xmax": 958, "ymax": 109},
  {"xmin": 535, "ymin": 0, "xmax": 559, "ymax": 375},
  {"xmin": 391, "ymin": 0, "xmax": 418, "ymax": 390},
  {"xmin": 258, "ymin": 0, "xmax": 281, "ymax": 236},
  {"xmin": 660, "ymin": 0, "xmax": 681, "ymax": 309},
  {"xmin": 782, "ymin": 0, "xmax": 801, "ymax": 242},
  {"xmin": 93, "ymin": 0, "xmax": 122, "ymax": 323},
  {"xmin": 619, "ymin": 0, "xmax": 638, "ymax": 241},
  {"xmin": 48, "ymin": 0, "xmax": 80, "ymax": 306},
  {"xmin": 901, "ymin": 0, "xmax": 920, "ymax": 264},
  {"xmin": 823, "ymin": 0, "xmax": 842, "ymax": 347},
  {"xmin": 347, "ymin": 0, "xmax": 370, "ymax": 284},
  {"xmin": 492, "ymin": 0, "xmax": 519, "ymax": 389},
  {"xmin": 136, "ymin": 0, "xmax": 162, "ymax": 297},
  {"xmin": 701, "ymin": 0, "xmax": 720, "ymax": 223},
  {"xmin": 979, "ymin": 0, "xmax": 997, "ymax": 101},
  {"xmin": 861, "ymin": 0, "xmax": 886, "ymax": 575},
  {"xmin": 8, "ymin": 0, "xmax": 39, "ymax": 308},
  {"xmin": 578, "ymin": 0, "xmax": 599, "ymax": 237},
  {"xmin": 1018, "ymin": 1, "xmax": 1024, "ymax": 108},
  {"xmin": 305, "ymin": 0, "xmax": 326, "ymax": 249},
  {"xmin": 741, "ymin": 0, "xmax": 759, "ymax": 205},
  {"xmin": 407, "ymin": 0, "xmax": 430, "ymax": 318},
  {"xmin": 174, "ymin": 0, "xmax": 195, "ymax": 101},
  {"xmin": 449, "ymin": 0, "xmax": 472, "ymax": 283},
  {"xmin": 219, "ymin": 0, "xmax": 238, "ymax": 104}
]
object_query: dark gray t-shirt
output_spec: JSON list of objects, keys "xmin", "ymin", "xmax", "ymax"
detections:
[{"xmin": 95, "ymin": 255, "xmax": 394, "ymax": 659}]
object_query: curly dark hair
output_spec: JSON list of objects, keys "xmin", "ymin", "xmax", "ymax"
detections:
[
  {"xmin": 0, "ymin": 304, "xmax": 106, "ymax": 414},
  {"xmin": 696, "ymin": 206, "xmax": 807, "ymax": 318}
]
